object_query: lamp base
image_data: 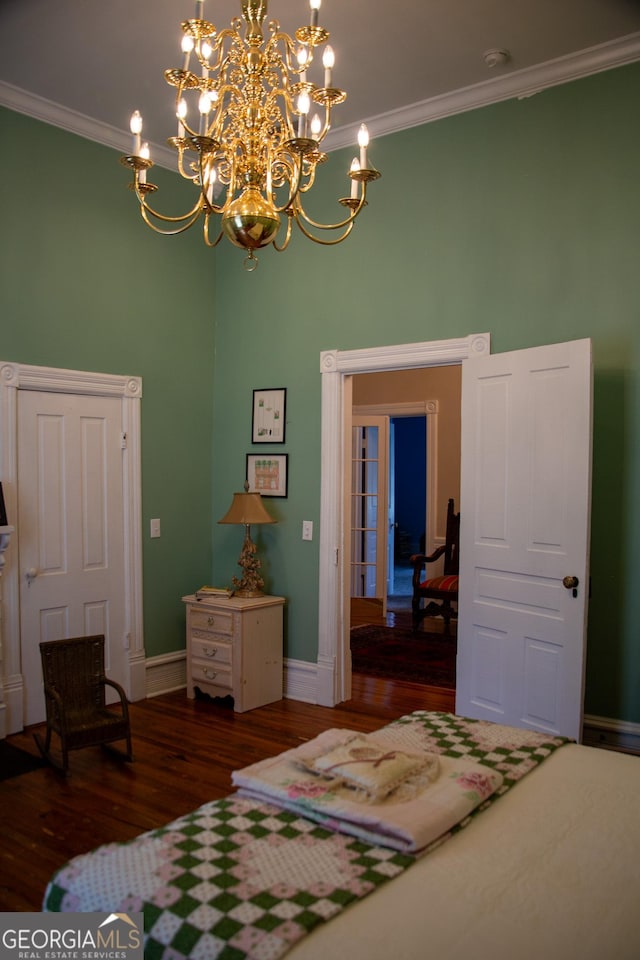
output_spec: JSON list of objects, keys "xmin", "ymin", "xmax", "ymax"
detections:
[{"xmin": 230, "ymin": 528, "xmax": 266, "ymax": 598}]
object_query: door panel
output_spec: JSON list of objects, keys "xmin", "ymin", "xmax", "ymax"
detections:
[
  {"xmin": 457, "ymin": 339, "xmax": 592, "ymax": 740},
  {"xmin": 18, "ymin": 390, "xmax": 127, "ymax": 725}
]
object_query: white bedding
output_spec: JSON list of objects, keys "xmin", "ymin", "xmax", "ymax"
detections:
[{"xmin": 286, "ymin": 744, "xmax": 640, "ymax": 960}]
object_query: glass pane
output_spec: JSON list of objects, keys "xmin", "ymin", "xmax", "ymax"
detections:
[
  {"xmin": 363, "ymin": 459, "xmax": 378, "ymax": 494},
  {"xmin": 365, "ymin": 427, "xmax": 379, "ymax": 460},
  {"xmin": 363, "ymin": 530, "xmax": 377, "ymax": 563},
  {"xmin": 350, "ymin": 562, "xmax": 377, "ymax": 597}
]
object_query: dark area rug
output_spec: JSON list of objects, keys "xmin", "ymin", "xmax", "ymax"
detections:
[
  {"xmin": 351, "ymin": 624, "xmax": 456, "ymax": 688},
  {"xmin": 0, "ymin": 740, "xmax": 47, "ymax": 781}
]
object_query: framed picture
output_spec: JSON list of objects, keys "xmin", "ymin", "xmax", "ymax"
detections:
[
  {"xmin": 246, "ymin": 454, "xmax": 288, "ymax": 498},
  {"xmin": 0, "ymin": 482, "xmax": 7, "ymax": 526},
  {"xmin": 252, "ymin": 388, "xmax": 286, "ymax": 444}
]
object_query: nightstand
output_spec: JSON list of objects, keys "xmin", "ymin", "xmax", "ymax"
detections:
[{"xmin": 182, "ymin": 594, "xmax": 284, "ymax": 712}]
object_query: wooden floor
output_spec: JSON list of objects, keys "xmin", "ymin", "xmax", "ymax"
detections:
[{"xmin": 0, "ymin": 674, "xmax": 454, "ymax": 911}]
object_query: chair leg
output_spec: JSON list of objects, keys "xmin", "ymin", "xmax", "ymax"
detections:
[
  {"xmin": 33, "ymin": 723, "xmax": 51, "ymax": 759},
  {"xmin": 411, "ymin": 598, "xmax": 423, "ymax": 632},
  {"xmin": 34, "ymin": 727, "xmax": 70, "ymax": 775},
  {"xmin": 101, "ymin": 738, "xmax": 134, "ymax": 764}
]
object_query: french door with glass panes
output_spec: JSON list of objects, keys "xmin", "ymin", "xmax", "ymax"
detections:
[{"xmin": 350, "ymin": 416, "xmax": 389, "ymax": 618}]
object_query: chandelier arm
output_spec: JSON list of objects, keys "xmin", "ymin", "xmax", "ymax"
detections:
[
  {"xmin": 195, "ymin": 26, "xmax": 238, "ymax": 74},
  {"xmin": 294, "ymin": 190, "xmax": 367, "ymax": 232},
  {"xmin": 269, "ymin": 29, "xmax": 304, "ymax": 75},
  {"xmin": 271, "ymin": 212, "xmax": 294, "ymax": 252},
  {"xmin": 202, "ymin": 216, "xmax": 225, "ymax": 247},
  {"xmin": 176, "ymin": 146, "xmax": 200, "ymax": 181},
  {"xmin": 311, "ymin": 101, "xmax": 333, "ymax": 144},
  {"xmin": 292, "ymin": 211, "xmax": 356, "ymax": 246},
  {"xmin": 133, "ymin": 182, "xmax": 204, "ymax": 224},
  {"xmin": 139, "ymin": 202, "xmax": 204, "ymax": 236},
  {"xmin": 297, "ymin": 161, "xmax": 319, "ymax": 193},
  {"xmin": 270, "ymin": 154, "xmax": 305, "ymax": 214}
]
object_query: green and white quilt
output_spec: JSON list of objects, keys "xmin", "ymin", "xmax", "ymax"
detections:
[{"xmin": 43, "ymin": 711, "xmax": 568, "ymax": 960}]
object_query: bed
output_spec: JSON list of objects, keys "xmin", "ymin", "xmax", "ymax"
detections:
[{"xmin": 43, "ymin": 710, "xmax": 640, "ymax": 960}]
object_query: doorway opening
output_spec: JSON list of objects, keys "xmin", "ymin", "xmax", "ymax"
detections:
[{"xmin": 315, "ymin": 334, "xmax": 486, "ymax": 710}]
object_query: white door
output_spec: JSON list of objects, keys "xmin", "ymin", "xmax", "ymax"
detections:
[
  {"xmin": 350, "ymin": 417, "xmax": 389, "ymax": 613},
  {"xmin": 456, "ymin": 339, "xmax": 592, "ymax": 740},
  {"xmin": 18, "ymin": 390, "xmax": 128, "ymax": 726}
]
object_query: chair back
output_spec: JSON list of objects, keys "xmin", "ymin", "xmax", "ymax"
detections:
[
  {"xmin": 40, "ymin": 635, "xmax": 108, "ymax": 712},
  {"xmin": 442, "ymin": 498, "xmax": 460, "ymax": 575}
]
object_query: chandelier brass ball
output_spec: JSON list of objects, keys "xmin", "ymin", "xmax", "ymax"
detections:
[{"xmin": 221, "ymin": 186, "xmax": 281, "ymax": 250}]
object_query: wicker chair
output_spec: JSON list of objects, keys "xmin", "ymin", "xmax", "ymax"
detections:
[{"xmin": 34, "ymin": 635, "xmax": 133, "ymax": 775}]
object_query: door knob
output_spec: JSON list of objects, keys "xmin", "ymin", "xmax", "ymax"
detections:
[
  {"xmin": 25, "ymin": 567, "xmax": 38, "ymax": 585},
  {"xmin": 563, "ymin": 575, "xmax": 579, "ymax": 597}
]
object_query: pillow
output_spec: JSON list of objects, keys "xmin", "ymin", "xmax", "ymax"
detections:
[{"xmin": 300, "ymin": 734, "xmax": 439, "ymax": 802}]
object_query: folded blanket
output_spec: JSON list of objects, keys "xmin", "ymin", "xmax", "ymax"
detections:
[
  {"xmin": 232, "ymin": 727, "xmax": 503, "ymax": 854},
  {"xmin": 297, "ymin": 732, "xmax": 441, "ymax": 801}
]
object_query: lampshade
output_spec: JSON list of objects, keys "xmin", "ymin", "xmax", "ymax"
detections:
[{"xmin": 218, "ymin": 491, "xmax": 275, "ymax": 527}]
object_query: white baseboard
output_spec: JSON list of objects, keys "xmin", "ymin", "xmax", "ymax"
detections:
[
  {"xmin": 582, "ymin": 714, "xmax": 640, "ymax": 754},
  {"xmin": 143, "ymin": 657, "xmax": 639, "ymax": 755},
  {"xmin": 283, "ymin": 658, "xmax": 318, "ymax": 703},
  {"xmin": 145, "ymin": 651, "xmax": 187, "ymax": 698},
  {"xmin": 144, "ymin": 652, "xmax": 319, "ymax": 704}
]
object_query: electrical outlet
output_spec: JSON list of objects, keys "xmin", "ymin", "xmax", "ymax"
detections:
[
  {"xmin": 302, "ymin": 520, "xmax": 313, "ymax": 541},
  {"xmin": 150, "ymin": 518, "xmax": 161, "ymax": 538}
]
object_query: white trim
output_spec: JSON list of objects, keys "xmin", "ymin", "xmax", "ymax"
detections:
[
  {"xmin": 145, "ymin": 651, "xmax": 187, "ymax": 698},
  {"xmin": 325, "ymin": 32, "xmax": 640, "ymax": 151},
  {"xmin": 283, "ymin": 658, "xmax": 318, "ymax": 704},
  {"xmin": 1, "ymin": 33, "xmax": 639, "ymax": 167},
  {"xmin": 0, "ymin": 361, "xmax": 144, "ymax": 734},
  {"xmin": 318, "ymin": 334, "xmax": 490, "ymax": 706},
  {"xmin": 143, "ymin": 652, "xmax": 317, "ymax": 705},
  {"xmin": 582, "ymin": 714, "xmax": 640, "ymax": 755},
  {"xmin": 353, "ymin": 401, "xmax": 437, "ymax": 418},
  {"xmin": 0, "ymin": 81, "xmax": 179, "ymax": 172}
]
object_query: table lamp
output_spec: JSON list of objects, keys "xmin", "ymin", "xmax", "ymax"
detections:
[{"xmin": 218, "ymin": 482, "xmax": 276, "ymax": 597}]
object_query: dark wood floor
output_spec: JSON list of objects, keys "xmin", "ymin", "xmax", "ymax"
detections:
[{"xmin": 0, "ymin": 673, "xmax": 454, "ymax": 912}]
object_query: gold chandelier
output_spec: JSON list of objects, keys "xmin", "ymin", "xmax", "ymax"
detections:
[{"xmin": 120, "ymin": 0, "xmax": 380, "ymax": 270}]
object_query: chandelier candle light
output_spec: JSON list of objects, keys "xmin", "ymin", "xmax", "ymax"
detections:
[{"xmin": 120, "ymin": 0, "xmax": 380, "ymax": 270}]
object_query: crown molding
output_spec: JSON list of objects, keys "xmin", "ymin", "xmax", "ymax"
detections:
[
  {"xmin": 326, "ymin": 31, "xmax": 640, "ymax": 151},
  {"xmin": 1, "ymin": 32, "xmax": 639, "ymax": 169},
  {"xmin": 0, "ymin": 81, "xmax": 178, "ymax": 170}
]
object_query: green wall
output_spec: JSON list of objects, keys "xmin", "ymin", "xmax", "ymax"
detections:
[
  {"xmin": 0, "ymin": 109, "xmax": 217, "ymax": 656},
  {"xmin": 1, "ymin": 59, "xmax": 639, "ymax": 723},
  {"xmin": 212, "ymin": 63, "xmax": 640, "ymax": 723}
]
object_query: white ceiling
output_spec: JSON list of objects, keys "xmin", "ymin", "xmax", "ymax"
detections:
[{"xmin": 2, "ymin": 0, "xmax": 640, "ymax": 166}]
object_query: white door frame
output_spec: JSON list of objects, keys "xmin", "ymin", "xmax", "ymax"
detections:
[
  {"xmin": 0, "ymin": 361, "xmax": 144, "ymax": 736},
  {"xmin": 317, "ymin": 333, "xmax": 491, "ymax": 707}
]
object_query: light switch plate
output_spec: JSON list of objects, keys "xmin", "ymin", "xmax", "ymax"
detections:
[
  {"xmin": 302, "ymin": 520, "xmax": 313, "ymax": 541},
  {"xmin": 150, "ymin": 518, "xmax": 161, "ymax": 538}
]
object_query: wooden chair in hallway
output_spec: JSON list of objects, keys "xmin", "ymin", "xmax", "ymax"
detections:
[
  {"xmin": 35, "ymin": 635, "xmax": 133, "ymax": 775},
  {"xmin": 410, "ymin": 498, "xmax": 460, "ymax": 632}
]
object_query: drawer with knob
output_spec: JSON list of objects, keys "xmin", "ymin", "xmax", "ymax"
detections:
[
  {"xmin": 183, "ymin": 594, "xmax": 284, "ymax": 712},
  {"xmin": 191, "ymin": 659, "xmax": 233, "ymax": 692},
  {"xmin": 191, "ymin": 636, "xmax": 232, "ymax": 665},
  {"xmin": 190, "ymin": 608, "xmax": 233, "ymax": 636}
]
